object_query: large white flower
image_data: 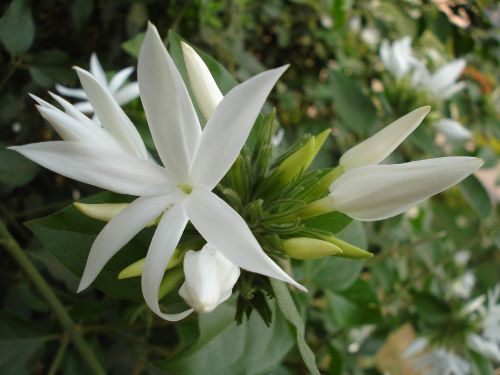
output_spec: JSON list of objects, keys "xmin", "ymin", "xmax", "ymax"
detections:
[
  {"xmin": 11, "ymin": 23, "xmax": 304, "ymax": 321},
  {"xmin": 380, "ymin": 36, "xmax": 418, "ymax": 80},
  {"xmin": 56, "ymin": 53, "xmax": 140, "ymax": 114}
]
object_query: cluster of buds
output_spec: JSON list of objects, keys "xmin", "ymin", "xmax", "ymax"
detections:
[{"xmin": 11, "ymin": 23, "xmax": 481, "ymax": 323}]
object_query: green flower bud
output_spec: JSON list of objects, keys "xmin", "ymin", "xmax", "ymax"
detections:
[
  {"xmin": 118, "ymin": 248, "xmax": 184, "ymax": 279},
  {"xmin": 282, "ymin": 237, "xmax": 342, "ymax": 260},
  {"xmin": 158, "ymin": 267, "xmax": 185, "ymax": 300},
  {"xmin": 74, "ymin": 202, "xmax": 159, "ymax": 227},
  {"xmin": 321, "ymin": 235, "xmax": 373, "ymax": 259}
]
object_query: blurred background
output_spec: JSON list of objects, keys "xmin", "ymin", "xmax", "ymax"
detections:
[{"xmin": 0, "ymin": 0, "xmax": 499, "ymax": 374}]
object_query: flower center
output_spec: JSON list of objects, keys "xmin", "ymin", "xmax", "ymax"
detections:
[{"xmin": 178, "ymin": 183, "xmax": 193, "ymax": 195}]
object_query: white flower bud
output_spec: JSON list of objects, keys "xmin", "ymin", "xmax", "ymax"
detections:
[
  {"xmin": 179, "ymin": 244, "xmax": 240, "ymax": 313},
  {"xmin": 181, "ymin": 42, "xmax": 223, "ymax": 119},
  {"xmin": 329, "ymin": 157, "xmax": 482, "ymax": 221},
  {"xmin": 340, "ymin": 106, "xmax": 430, "ymax": 170}
]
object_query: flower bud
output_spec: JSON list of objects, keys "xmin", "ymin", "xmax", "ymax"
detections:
[
  {"xmin": 282, "ymin": 237, "xmax": 342, "ymax": 260},
  {"xmin": 339, "ymin": 106, "xmax": 430, "ymax": 171},
  {"xmin": 74, "ymin": 202, "xmax": 158, "ymax": 226},
  {"xmin": 321, "ymin": 235, "xmax": 373, "ymax": 259},
  {"xmin": 178, "ymin": 244, "xmax": 240, "ymax": 313},
  {"xmin": 329, "ymin": 157, "xmax": 482, "ymax": 221},
  {"xmin": 181, "ymin": 41, "xmax": 223, "ymax": 119},
  {"xmin": 118, "ymin": 248, "xmax": 184, "ymax": 279}
]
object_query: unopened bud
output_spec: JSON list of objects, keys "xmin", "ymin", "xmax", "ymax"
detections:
[
  {"xmin": 282, "ymin": 237, "xmax": 342, "ymax": 260},
  {"xmin": 118, "ymin": 248, "xmax": 184, "ymax": 279},
  {"xmin": 74, "ymin": 202, "xmax": 159, "ymax": 226},
  {"xmin": 321, "ymin": 235, "xmax": 373, "ymax": 259}
]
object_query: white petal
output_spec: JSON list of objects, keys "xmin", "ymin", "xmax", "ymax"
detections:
[
  {"xmin": 340, "ymin": 106, "xmax": 431, "ymax": 170},
  {"xmin": 78, "ymin": 194, "xmax": 175, "ymax": 291},
  {"xmin": 10, "ymin": 141, "xmax": 174, "ymax": 196},
  {"xmin": 75, "ymin": 67, "xmax": 148, "ymax": 160},
  {"xmin": 89, "ymin": 53, "xmax": 108, "ymax": 86},
  {"xmin": 35, "ymin": 106, "xmax": 122, "ymax": 151},
  {"xmin": 48, "ymin": 92, "xmax": 97, "ymax": 128},
  {"xmin": 330, "ymin": 157, "xmax": 483, "ymax": 221},
  {"xmin": 138, "ymin": 23, "xmax": 201, "ymax": 181},
  {"xmin": 29, "ymin": 93, "xmax": 58, "ymax": 111},
  {"xmin": 73, "ymin": 101, "xmax": 94, "ymax": 114},
  {"xmin": 190, "ymin": 65, "xmax": 288, "ymax": 189},
  {"xmin": 109, "ymin": 66, "xmax": 135, "ymax": 92},
  {"xmin": 113, "ymin": 82, "xmax": 140, "ymax": 105},
  {"xmin": 142, "ymin": 202, "xmax": 194, "ymax": 321},
  {"xmin": 185, "ymin": 187, "xmax": 306, "ymax": 291},
  {"xmin": 428, "ymin": 59, "xmax": 465, "ymax": 94},
  {"xmin": 435, "ymin": 118, "xmax": 472, "ymax": 141},
  {"xmin": 437, "ymin": 81, "xmax": 466, "ymax": 100},
  {"xmin": 55, "ymin": 84, "xmax": 88, "ymax": 100},
  {"xmin": 181, "ymin": 41, "xmax": 223, "ymax": 119}
]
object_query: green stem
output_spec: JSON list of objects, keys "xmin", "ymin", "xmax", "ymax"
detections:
[
  {"xmin": 0, "ymin": 220, "xmax": 105, "ymax": 375},
  {"xmin": 48, "ymin": 335, "xmax": 69, "ymax": 375}
]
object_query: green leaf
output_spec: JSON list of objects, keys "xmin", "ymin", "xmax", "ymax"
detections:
[
  {"xmin": 459, "ymin": 174, "xmax": 493, "ymax": 218},
  {"xmin": 26, "ymin": 192, "xmax": 149, "ymax": 301},
  {"xmin": 326, "ymin": 279, "xmax": 381, "ymax": 328},
  {"xmin": 0, "ymin": 313, "xmax": 51, "ymax": 374},
  {"xmin": 468, "ymin": 348, "xmax": 494, "ymax": 375},
  {"xmin": 121, "ymin": 32, "xmax": 145, "ymax": 58},
  {"xmin": 0, "ymin": 0, "xmax": 35, "ymax": 55},
  {"xmin": 155, "ymin": 301, "xmax": 293, "ymax": 375},
  {"xmin": 0, "ymin": 145, "xmax": 39, "ymax": 192},
  {"xmin": 303, "ymin": 211, "xmax": 351, "ymax": 234},
  {"xmin": 270, "ymin": 279, "xmax": 320, "ymax": 375},
  {"xmin": 330, "ymin": 70, "xmax": 376, "ymax": 137}
]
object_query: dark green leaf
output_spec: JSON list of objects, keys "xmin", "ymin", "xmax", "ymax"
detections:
[
  {"xmin": 156, "ymin": 301, "xmax": 293, "ymax": 375},
  {"xmin": 271, "ymin": 279, "xmax": 320, "ymax": 375},
  {"xmin": 0, "ymin": 145, "xmax": 39, "ymax": 192},
  {"xmin": 459, "ymin": 174, "xmax": 493, "ymax": 218},
  {"xmin": 0, "ymin": 0, "xmax": 34, "ymax": 55},
  {"xmin": 330, "ymin": 70, "xmax": 376, "ymax": 137}
]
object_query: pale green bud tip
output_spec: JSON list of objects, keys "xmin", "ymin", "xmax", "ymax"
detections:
[
  {"xmin": 158, "ymin": 267, "xmax": 185, "ymax": 300},
  {"xmin": 282, "ymin": 237, "xmax": 342, "ymax": 260},
  {"xmin": 323, "ymin": 235, "xmax": 373, "ymax": 259},
  {"xmin": 73, "ymin": 202, "xmax": 128, "ymax": 222},
  {"xmin": 118, "ymin": 249, "xmax": 184, "ymax": 279}
]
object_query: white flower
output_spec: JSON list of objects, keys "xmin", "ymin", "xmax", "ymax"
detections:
[
  {"xmin": 483, "ymin": 286, "xmax": 500, "ymax": 346},
  {"xmin": 380, "ymin": 36, "xmax": 418, "ymax": 79},
  {"xmin": 11, "ymin": 23, "xmax": 305, "ymax": 321},
  {"xmin": 179, "ymin": 244, "xmax": 240, "ymax": 313},
  {"xmin": 454, "ymin": 250, "xmax": 471, "ymax": 267},
  {"xmin": 361, "ymin": 28, "xmax": 380, "ymax": 47},
  {"xmin": 450, "ymin": 271, "xmax": 476, "ymax": 299},
  {"xmin": 416, "ymin": 59, "xmax": 466, "ymax": 101},
  {"xmin": 181, "ymin": 42, "xmax": 223, "ymax": 119},
  {"xmin": 56, "ymin": 53, "xmax": 140, "ymax": 114},
  {"xmin": 328, "ymin": 157, "xmax": 481, "ymax": 221},
  {"xmin": 436, "ymin": 118, "xmax": 472, "ymax": 141},
  {"xmin": 468, "ymin": 334, "xmax": 500, "ymax": 362}
]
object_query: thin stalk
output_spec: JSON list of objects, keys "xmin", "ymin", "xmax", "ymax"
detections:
[
  {"xmin": 0, "ymin": 220, "xmax": 105, "ymax": 375},
  {"xmin": 48, "ymin": 335, "xmax": 69, "ymax": 375}
]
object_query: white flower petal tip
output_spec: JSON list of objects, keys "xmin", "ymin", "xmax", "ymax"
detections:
[
  {"xmin": 436, "ymin": 118, "xmax": 472, "ymax": 141},
  {"xmin": 179, "ymin": 244, "xmax": 240, "ymax": 314},
  {"xmin": 181, "ymin": 41, "xmax": 223, "ymax": 119},
  {"xmin": 330, "ymin": 157, "xmax": 483, "ymax": 221},
  {"xmin": 340, "ymin": 106, "xmax": 431, "ymax": 170}
]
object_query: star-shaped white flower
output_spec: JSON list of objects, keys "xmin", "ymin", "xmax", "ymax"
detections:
[
  {"xmin": 11, "ymin": 23, "xmax": 304, "ymax": 321},
  {"xmin": 56, "ymin": 53, "xmax": 140, "ymax": 114}
]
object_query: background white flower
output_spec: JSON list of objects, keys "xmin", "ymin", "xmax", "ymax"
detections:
[{"xmin": 56, "ymin": 53, "xmax": 140, "ymax": 114}]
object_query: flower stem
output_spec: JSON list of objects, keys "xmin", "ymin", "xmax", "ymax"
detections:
[{"xmin": 0, "ymin": 220, "xmax": 105, "ymax": 375}]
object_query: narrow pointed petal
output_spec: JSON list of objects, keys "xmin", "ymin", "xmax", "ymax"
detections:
[
  {"xmin": 75, "ymin": 67, "xmax": 148, "ymax": 160},
  {"xmin": 113, "ymin": 82, "xmax": 140, "ymax": 105},
  {"xmin": 138, "ymin": 23, "xmax": 201, "ymax": 181},
  {"xmin": 29, "ymin": 94, "xmax": 58, "ymax": 111},
  {"xmin": 181, "ymin": 42, "xmax": 223, "ymax": 119},
  {"xmin": 185, "ymin": 187, "xmax": 306, "ymax": 291},
  {"xmin": 55, "ymin": 84, "xmax": 88, "ymax": 100},
  {"xmin": 340, "ymin": 106, "xmax": 431, "ymax": 170},
  {"xmin": 437, "ymin": 81, "xmax": 466, "ymax": 100},
  {"xmin": 10, "ymin": 142, "xmax": 174, "ymax": 196},
  {"xmin": 48, "ymin": 92, "xmax": 97, "ymax": 128},
  {"xmin": 428, "ymin": 59, "xmax": 465, "ymax": 93},
  {"xmin": 109, "ymin": 66, "xmax": 135, "ymax": 92},
  {"xmin": 190, "ymin": 65, "xmax": 288, "ymax": 190},
  {"xmin": 89, "ymin": 53, "xmax": 107, "ymax": 85},
  {"xmin": 78, "ymin": 194, "xmax": 174, "ymax": 292},
  {"xmin": 35, "ymin": 106, "xmax": 122, "ymax": 151},
  {"xmin": 330, "ymin": 157, "xmax": 483, "ymax": 221},
  {"xmin": 142, "ymin": 202, "xmax": 194, "ymax": 321},
  {"xmin": 73, "ymin": 101, "xmax": 94, "ymax": 114}
]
